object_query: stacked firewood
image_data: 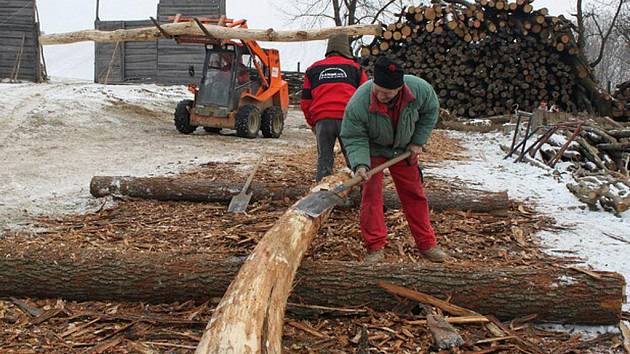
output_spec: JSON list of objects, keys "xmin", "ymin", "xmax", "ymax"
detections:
[
  {"xmin": 612, "ymin": 80, "xmax": 630, "ymax": 121},
  {"xmin": 360, "ymin": 0, "xmax": 607, "ymax": 118},
  {"xmin": 282, "ymin": 71, "xmax": 304, "ymax": 104}
]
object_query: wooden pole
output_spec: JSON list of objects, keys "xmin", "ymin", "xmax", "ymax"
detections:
[{"xmin": 40, "ymin": 22, "xmax": 381, "ymax": 45}]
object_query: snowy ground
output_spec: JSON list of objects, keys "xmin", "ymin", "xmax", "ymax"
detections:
[
  {"xmin": 0, "ymin": 79, "xmax": 312, "ymax": 229},
  {"xmin": 425, "ymin": 131, "xmax": 630, "ymax": 314},
  {"xmin": 1, "ymin": 81, "xmax": 627, "ymax": 322}
]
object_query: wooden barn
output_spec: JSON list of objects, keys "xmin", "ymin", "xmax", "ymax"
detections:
[
  {"xmin": 0, "ymin": 0, "xmax": 46, "ymax": 82},
  {"xmin": 94, "ymin": 0, "xmax": 226, "ymax": 85}
]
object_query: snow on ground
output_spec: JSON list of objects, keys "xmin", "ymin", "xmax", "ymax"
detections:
[
  {"xmin": 0, "ymin": 80, "xmax": 312, "ymax": 229},
  {"xmin": 425, "ymin": 131, "xmax": 630, "ymax": 313}
]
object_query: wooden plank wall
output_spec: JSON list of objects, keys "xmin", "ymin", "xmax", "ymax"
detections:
[
  {"xmin": 157, "ymin": 0, "xmax": 226, "ymax": 85},
  {"xmin": 0, "ymin": 0, "xmax": 43, "ymax": 82},
  {"xmin": 94, "ymin": 20, "xmax": 157, "ymax": 84}
]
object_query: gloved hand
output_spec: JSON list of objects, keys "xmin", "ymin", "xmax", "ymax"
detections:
[
  {"xmin": 407, "ymin": 144, "xmax": 424, "ymax": 164},
  {"xmin": 355, "ymin": 166, "xmax": 369, "ymax": 182}
]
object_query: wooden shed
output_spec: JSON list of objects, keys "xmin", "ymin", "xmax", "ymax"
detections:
[
  {"xmin": 94, "ymin": 0, "xmax": 226, "ymax": 85},
  {"xmin": 94, "ymin": 20, "xmax": 157, "ymax": 84},
  {"xmin": 0, "ymin": 0, "xmax": 45, "ymax": 82}
]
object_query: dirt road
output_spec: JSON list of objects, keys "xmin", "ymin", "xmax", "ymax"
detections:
[{"xmin": 0, "ymin": 80, "xmax": 313, "ymax": 229}]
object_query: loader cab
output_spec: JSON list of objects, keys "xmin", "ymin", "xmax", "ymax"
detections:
[{"xmin": 195, "ymin": 43, "xmax": 255, "ymax": 117}]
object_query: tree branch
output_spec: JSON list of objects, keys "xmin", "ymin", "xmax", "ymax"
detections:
[
  {"xmin": 590, "ymin": 0, "xmax": 626, "ymax": 67},
  {"xmin": 370, "ymin": 0, "xmax": 398, "ymax": 24}
]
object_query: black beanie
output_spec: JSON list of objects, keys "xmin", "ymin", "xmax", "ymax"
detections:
[{"xmin": 373, "ymin": 56, "xmax": 404, "ymax": 89}]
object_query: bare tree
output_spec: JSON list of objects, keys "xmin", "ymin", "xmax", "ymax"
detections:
[
  {"xmin": 280, "ymin": 0, "xmax": 411, "ymax": 29},
  {"xmin": 573, "ymin": 0, "xmax": 630, "ymax": 88}
]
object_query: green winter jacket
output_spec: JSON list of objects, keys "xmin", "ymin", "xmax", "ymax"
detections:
[{"xmin": 340, "ymin": 75, "xmax": 439, "ymax": 171}]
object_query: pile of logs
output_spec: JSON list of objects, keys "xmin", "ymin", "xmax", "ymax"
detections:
[
  {"xmin": 360, "ymin": 0, "xmax": 611, "ymax": 119},
  {"xmin": 505, "ymin": 110, "xmax": 630, "ymax": 213},
  {"xmin": 282, "ymin": 71, "xmax": 304, "ymax": 104},
  {"xmin": 612, "ymin": 80, "xmax": 630, "ymax": 121}
]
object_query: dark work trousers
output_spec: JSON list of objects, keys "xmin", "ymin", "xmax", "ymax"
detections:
[{"xmin": 315, "ymin": 118, "xmax": 349, "ymax": 181}]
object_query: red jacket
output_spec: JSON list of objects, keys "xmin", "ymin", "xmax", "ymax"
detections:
[{"xmin": 300, "ymin": 55, "xmax": 368, "ymax": 127}]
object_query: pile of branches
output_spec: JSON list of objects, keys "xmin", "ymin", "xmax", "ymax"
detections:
[
  {"xmin": 360, "ymin": 0, "xmax": 611, "ymax": 119},
  {"xmin": 612, "ymin": 80, "xmax": 630, "ymax": 121},
  {"xmin": 506, "ymin": 111, "xmax": 630, "ymax": 213}
]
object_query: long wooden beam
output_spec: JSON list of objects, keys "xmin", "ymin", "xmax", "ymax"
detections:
[{"xmin": 40, "ymin": 22, "xmax": 382, "ymax": 45}]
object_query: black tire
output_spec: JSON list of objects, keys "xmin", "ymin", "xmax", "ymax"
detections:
[
  {"xmin": 261, "ymin": 106, "xmax": 284, "ymax": 138},
  {"xmin": 203, "ymin": 127, "xmax": 222, "ymax": 134},
  {"xmin": 174, "ymin": 99, "xmax": 197, "ymax": 134},
  {"xmin": 235, "ymin": 104, "xmax": 261, "ymax": 139}
]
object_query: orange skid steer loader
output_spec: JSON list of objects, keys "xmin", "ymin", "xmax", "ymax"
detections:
[{"xmin": 169, "ymin": 17, "xmax": 289, "ymax": 138}]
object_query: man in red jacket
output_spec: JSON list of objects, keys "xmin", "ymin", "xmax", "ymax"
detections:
[{"xmin": 301, "ymin": 34, "xmax": 369, "ymax": 181}]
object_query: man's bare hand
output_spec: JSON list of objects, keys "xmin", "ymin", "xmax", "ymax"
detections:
[
  {"xmin": 355, "ymin": 166, "xmax": 369, "ymax": 181},
  {"xmin": 407, "ymin": 144, "xmax": 424, "ymax": 163},
  {"xmin": 310, "ymin": 125, "xmax": 316, "ymax": 134}
]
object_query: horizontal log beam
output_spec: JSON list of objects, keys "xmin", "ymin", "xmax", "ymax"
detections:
[
  {"xmin": 0, "ymin": 246, "xmax": 623, "ymax": 325},
  {"xmin": 89, "ymin": 176, "xmax": 511, "ymax": 213},
  {"xmin": 40, "ymin": 22, "xmax": 381, "ymax": 45}
]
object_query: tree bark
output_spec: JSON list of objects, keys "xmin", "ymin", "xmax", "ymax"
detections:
[
  {"xmin": 89, "ymin": 176, "xmax": 511, "ymax": 213},
  {"xmin": 195, "ymin": 174, "xmax": 352, "ymax": 353},
  {"xmin": 0, "ymin": 245, "xmax": 624, "ymax": 325},
  {"xmin": 40, "ymin": 22, "xmax": 381, "ymax": 45}
]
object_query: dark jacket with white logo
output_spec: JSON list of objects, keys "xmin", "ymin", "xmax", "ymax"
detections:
[{"xmin": 300, "ymin": 55, "xmax": 368, "ymax": 127}]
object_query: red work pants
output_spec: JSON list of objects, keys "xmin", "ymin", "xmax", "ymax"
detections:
[{"xmin": 360, "ymin": 156, "xmax": 437, "ymax": 252}]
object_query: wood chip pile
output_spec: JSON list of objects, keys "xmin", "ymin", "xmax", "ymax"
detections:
[{"xmin": 0, "ymin": 131, "xmax": 625, "ymax": 352}]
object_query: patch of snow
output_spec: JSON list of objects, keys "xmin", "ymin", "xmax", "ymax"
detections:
[
  {"xmin": 0, "ymin": 82, "xmax": 314, "ymax": 229},
  {"xmin": 536, "ymin": 323, "xmax": 620, "ymax": 338},
  {"xmin": 427, "ymin": 131, "xmax": 630, "ymax": 312}
]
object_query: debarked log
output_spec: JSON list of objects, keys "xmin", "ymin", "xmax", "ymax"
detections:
[
  {"xmin": 40, "ymin": 23, "xmax": 381, "ymax": 45},
  {"xmin": 195, "ymin": 173, "xmax": 353, "ymax": 353},
  {"xmin": 0, "ymin": 246, "xmax": 623, "ymax": 325},
  {"xmin": 89, "ymin": 176, "xmax": 510, "ymax": 213}
]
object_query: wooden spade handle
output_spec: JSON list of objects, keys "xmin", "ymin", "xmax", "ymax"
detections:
[{"xmin": 343, "ymin": 151, "xmax": 412, "ymax": 189}]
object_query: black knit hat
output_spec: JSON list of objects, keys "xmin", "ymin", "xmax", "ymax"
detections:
[{"xmin": 374, "ymin": 56, "xmax": 404, "ymax": 89}]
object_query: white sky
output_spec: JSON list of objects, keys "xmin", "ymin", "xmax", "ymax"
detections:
[{"xmin": 35, "ymin": 0, "xmax": 590, "ymax": 80}]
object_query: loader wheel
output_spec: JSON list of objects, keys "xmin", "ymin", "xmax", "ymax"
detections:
[
  {"xmin": 235, "ymin": 104, "xmax": 261, "ymax": 139},
  {"xmin": 203, "ymin": 127, "xmax": 222, "ymax": 134},
  {"xmin": 261, "ymin": 106, "xmax": 284, "ymax": 138},
  {"xmin": 174, "ymin": 99, "xmax": 197, "ymax": 134}
]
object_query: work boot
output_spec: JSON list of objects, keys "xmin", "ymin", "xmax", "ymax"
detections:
[
  {"xmin": 364, "ymin": 249, "xmax": 384, "ymax": 264},
  {"xmin": 420, "ymin": 246, "xmax": 448, "ymax": 263}
]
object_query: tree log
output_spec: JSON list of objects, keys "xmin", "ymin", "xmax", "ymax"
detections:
[
  {"xmin": 0, "ymin": 246, "xmax": 624, "ymax": 325},
  {"xmin": 196, "ymin": 174, "xmax": 352, "ymax": 353},
  {"xmin": 89, "ymin": 176, "xmax": 510, "ymax": 213},
  {"xmin": 40, "ymin": 22, "xmax": 381, "ymax": 45}
]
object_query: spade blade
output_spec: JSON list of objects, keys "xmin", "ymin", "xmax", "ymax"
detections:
[{"xmin": 227, "ymin": 192, "xmax": 253, "ymax": 213}]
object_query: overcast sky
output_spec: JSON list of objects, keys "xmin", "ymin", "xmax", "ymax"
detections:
[{"xmin": 36, "ymin": 0, "xmax": 590, "ymax": 80}]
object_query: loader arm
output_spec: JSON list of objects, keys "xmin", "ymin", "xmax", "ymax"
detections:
[{"xmin": 230, "ymin": 21, "xmax": 270, "ymax": 90}]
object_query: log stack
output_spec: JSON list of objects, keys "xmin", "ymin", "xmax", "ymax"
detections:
[
  {"xmin": 282, "ymin": 71, "xmax": 304, "ymax": 104},
  {"xmin": 612, "ymin": 80, "xmax": 630, "ymax": 122},
  {"xmin": 360, "ymin": 0, "xmax": 612, "ymax": 119}
]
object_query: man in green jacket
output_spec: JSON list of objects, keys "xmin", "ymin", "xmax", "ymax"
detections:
[{"xmin": 340, "ymin": 56, "xmax": 447, "ymax": 263}]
